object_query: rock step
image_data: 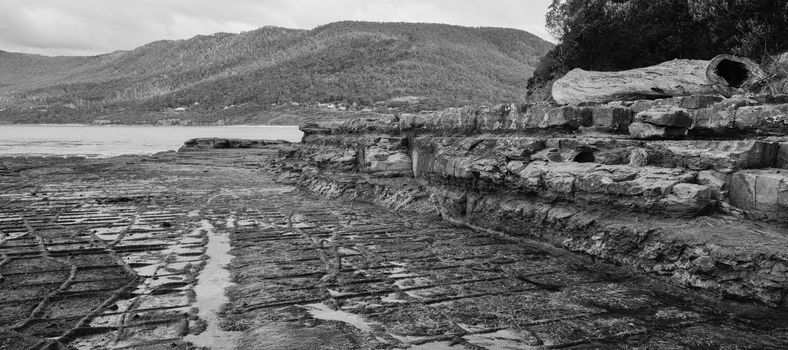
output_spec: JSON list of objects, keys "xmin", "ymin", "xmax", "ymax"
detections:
[
  {"xmin": 296, "ymin": 135, "xmax": 412, "ymax": 177},
  {"xmin": 304, "ymin": 134, "xmax": 780, "ymax": 171},
  {"xmin": 418, "ymin": 157, "xmax": 713, "ymax": 217},
  {"xmin": 295, "ymin": 134, "xmax": 786, "ymax": 219},
  {"xmin": 411, "ymin": 136, "xmax": 779, "ymax": 171},
  {"xmin": 295, "ymin": 174, "xmax": 788, "ymax": 309},
  {"xmin": 301, "ymin": 96, "xmax": 788, "ymax": 139}
]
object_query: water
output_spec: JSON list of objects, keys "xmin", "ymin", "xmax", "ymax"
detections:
[
  {"xmin": 0, "ymin": 125, "xmax": 302, "ymax": 158},
  {"xmin": 302, "ymin": 302, "xmax": 376, "ymax": 333},
  {"xmin": 183, "ymin": 219, "xmax": 238, "ymax": 349}
]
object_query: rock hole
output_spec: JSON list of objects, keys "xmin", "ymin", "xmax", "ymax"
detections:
[
  {"xmin": 572, "ymin": 150, "xmax": 596, "ymax": 163},
  {"xmin": 714, "ymin": 59, "xmax": 749, "ymax": 88}
]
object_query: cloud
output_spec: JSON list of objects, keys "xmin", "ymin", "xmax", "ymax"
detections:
[{"xmin": 0, "ymin": 0, "xmax": 552, "ymax": 56}]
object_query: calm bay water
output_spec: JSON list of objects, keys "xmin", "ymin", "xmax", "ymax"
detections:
[{"xmin": 0, "ymin": 125, "xmax": 302, "ymax": 158}]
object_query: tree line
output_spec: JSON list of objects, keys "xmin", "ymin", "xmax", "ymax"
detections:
[{"xmin": 528, "ymin": 0, "xmax": 788, "ymax": 97}]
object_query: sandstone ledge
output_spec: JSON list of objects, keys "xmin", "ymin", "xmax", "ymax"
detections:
[
  {"xmin": 286, "ymin": 94, "xmax": 788, "ymax": 308},
  {"xmin": 301, "ymin": 94, "xmax": 788, "ymax": 139},
  {"xmin": 295, "ymin": 173, "xmax": 788, "ymax": 308}
]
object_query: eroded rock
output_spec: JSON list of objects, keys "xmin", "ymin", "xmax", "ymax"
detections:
[
  {"xmin": 635, "ymin": 107, "xmax": 693, "ymax": 128},
  {"xmin": 628, "ymin": 122, "xmax": 688, "ymax": 140},
  {"xmin": 292, "ymin": 93, "xmax": 788, "ymax": 308},
  {"xmin": 729, "ymin": 170, "xmax": 788, "ymax": 221}
]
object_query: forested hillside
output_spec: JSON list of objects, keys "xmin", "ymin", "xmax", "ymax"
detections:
[{"xmin": 0, "ymin": 21, "xmax": 552, "ymax": 124}]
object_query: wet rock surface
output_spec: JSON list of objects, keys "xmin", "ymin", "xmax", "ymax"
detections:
[{"xmin": 3, "ymin": 149, "xmax": 788, "ymax": 349}]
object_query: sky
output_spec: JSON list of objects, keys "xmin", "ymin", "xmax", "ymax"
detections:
[{"xmin": 0, "ymin": 0, "xmax": 554, "ymax": 57}]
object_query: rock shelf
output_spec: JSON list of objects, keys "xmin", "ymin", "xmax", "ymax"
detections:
[
  {"xmin": 2, "ymin": 147, "xmax": 788, "ymax": 348},
  {"xmin": 288, "ymin": 94, "xmax": 788, "ymax": 309}
]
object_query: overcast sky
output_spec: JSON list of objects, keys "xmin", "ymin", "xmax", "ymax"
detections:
[{"xmin": 0, "ymin": 0, "xmax": 554, "ymax": 56}]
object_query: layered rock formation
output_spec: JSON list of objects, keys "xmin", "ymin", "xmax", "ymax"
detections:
[{"xmin": 280, "ymin": 94, "xmax": 788, "ymax": 308}]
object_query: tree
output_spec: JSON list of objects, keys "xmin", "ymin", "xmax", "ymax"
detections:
[
  {"xmin": 528, "ymin": 0, "xmax": 788, "ymax": 97},
  {"xmin": 688, "ymin": 0, "xmax": 788, "ymax": 58}
]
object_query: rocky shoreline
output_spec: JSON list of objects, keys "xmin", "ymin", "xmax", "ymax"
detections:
[
  {"xmin": 1, "ymin": 139, "xmax": 788, "ymax": 348},
  {"xmin": 276, "ymin": 94, "xmax": 788, "ymax": 309}
]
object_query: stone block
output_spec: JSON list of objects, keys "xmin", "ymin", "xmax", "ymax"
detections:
[
  {"xmin": 628, "ymin": 122, "xmax": 687, "ymax": 140},
  {"xmin": 629, "ymin": 98, "xmax": 683, "ymax": 113},
  {"xmin": 630, "ymin": 100, "xmax": 658, "ymax": 114},
  {"xmin": 735, "ymin": 104, "xmax": 788, "ymax": 135},
  {"xmin": 475, "ymin": 104, "xmax": 523, "ymax": 133},
  {"xmin": 425, "ymin": 108, "xmax": 477, "ymax": 135},
  {"xmin": 586, "ymin": 106, "xmax": 633, "ymax": 133},
  {"xmin": 540, "ymin": 106, "xmax": 590, "ymax": 129},
  {"xmin": 649, "ymin": 140, "xmax": 777, "ymax": 170},
  {"xmin": 671, "ymin": 183, "xmax": 712, "ymax": 201},
  {"xmin": 662, "ymin": 183, "xmax": 715, "ymax": 215},
  {"xmin": 689, "ymin": 106, "xmax": 735, "ymax": 135},
  {"xmin": 697, "ymin": 170, "xmax": 729, "ymax": 200},
  {"xmin": 729, "ymin": 170, "xmax": 788, "ymax": 221},
  {"xmin": 635, "ymin": 107, "xmax": 693, "ymax": 128},
  {"xmin": 679, "ymin": 95, "xmax": 723, "ymax": 109}
]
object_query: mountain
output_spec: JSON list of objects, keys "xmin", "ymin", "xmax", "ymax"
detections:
[{"xmin": 0, "ymin": 21, "xmax": 553, "ymax": 124}]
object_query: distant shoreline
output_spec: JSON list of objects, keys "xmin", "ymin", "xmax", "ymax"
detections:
[{"xmin": 0, "ymin": 123, "xmax": 300, "ymax": 127}]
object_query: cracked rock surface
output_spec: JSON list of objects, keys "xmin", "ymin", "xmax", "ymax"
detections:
[{"xmin": 1, "ymin": 149, "xmax": 788, "ymax": 349}]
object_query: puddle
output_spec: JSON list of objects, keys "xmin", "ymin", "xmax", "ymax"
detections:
[
  {"xmin": 303, "ymin": 302, "xmax": 376, "ymax": 333},
  {"xmin": 183, "ymin": 220, "xmax": 238, "ymax": 350}
]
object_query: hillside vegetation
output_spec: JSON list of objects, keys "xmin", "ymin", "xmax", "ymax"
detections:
[
  {"xmin": 528, "ymin": 0, "xmax": 788, "ymax": 98},
  {"xmin": 0, "ymin": 21, "xmax": 552, "ymax": 124}
]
